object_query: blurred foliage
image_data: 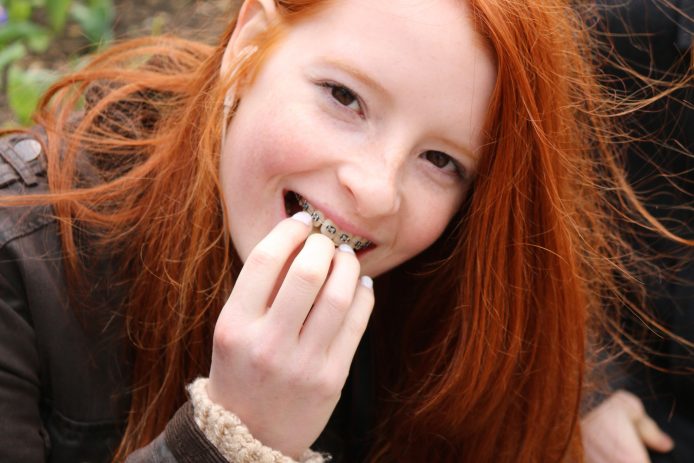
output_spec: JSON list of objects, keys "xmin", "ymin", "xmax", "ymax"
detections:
[
  {"xmin": 7, "ymin": 64, "xmax": 58, "ymax": 123},
  {"xmin": 0, "ymin": 0, "xmax": 114, "ymax": 125}
]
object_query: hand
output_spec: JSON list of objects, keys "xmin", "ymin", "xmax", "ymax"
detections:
[
  {"xmin": 582, "ymin": 390, "xmax": 674, "ymax": 463},
  {"xmin": 207, "ymin": 212, "xmax": 375, "ymax": 459}
]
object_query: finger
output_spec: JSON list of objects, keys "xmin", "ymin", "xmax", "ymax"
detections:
[
  {"xmin": 616, "ymin": 390, "xmax": 646, "ymax": 421},
  {"xmin": 328, "ymin": 276, "xmax": 374, "ymax": 369},
  {"xmin": 229, "ymin": 212, "xmax": 313, "ymax": 319},
  {"xmin": 636, "ymin": 416, "xmax": 674, "ymax": 453},
  {"xmin": 581, "ymin": 392, "xmax": 653, "ymax": 463},
  {"xmin": 300, "ymin": 244, "xmax": 361, "ymax": 350},
  {"xmin": 583, "ymin": 442, "xmax": 649, "ymax": 463},
  {"xmin": 267, "ymin": 233, "xmax": 336, "ymax": 336}
]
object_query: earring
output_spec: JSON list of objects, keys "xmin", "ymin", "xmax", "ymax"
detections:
[{"xmin": 221, "ymin": 45, "xmax": 259, "ymax": 145}]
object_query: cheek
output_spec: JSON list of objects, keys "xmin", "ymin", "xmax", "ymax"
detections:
[
  {"xmin": 368, "ymin": 202, "xmax": 456, "ymax": 277},
  {"xmin": 415, "ymin": 209, "xmax": 450, "ymax": 248},
  {"xmin": 225, "ymin": 102, "xmax": 331, "ymax": 181},
  {"xmin": 401, "ymin": 189, "xmax": 463, "ymax": 255}
]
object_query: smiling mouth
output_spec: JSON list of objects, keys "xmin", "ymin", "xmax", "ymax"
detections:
[{"xmin": 284, "ymin": 192, "xmax": 373, "ymax": 252}]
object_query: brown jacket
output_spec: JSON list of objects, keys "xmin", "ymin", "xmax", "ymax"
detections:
[{"xmin": 0, "ymin": 131, "xmax": 226, "ymax": 462}]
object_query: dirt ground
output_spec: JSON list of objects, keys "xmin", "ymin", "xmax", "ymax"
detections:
[{"xmin": 0, "ymin": 0, "xmax": 237, "ymax": 124}]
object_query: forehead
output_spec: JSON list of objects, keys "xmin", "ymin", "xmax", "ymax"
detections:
[
  {"xmin": 279, "ymin": 0, "xmax": 496, "ymax": 151},
  {"xmin": 294, "ymin": 0, "xmax": 487, "ymax": 69}
]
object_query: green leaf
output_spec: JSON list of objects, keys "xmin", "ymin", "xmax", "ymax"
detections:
[
  {"xmin": 45, "ymin": 0, "xmax": 73, "ymax": 32},
  {"xmin": 0, "ymin": 41, "xmax": 26, "ymax": 72},
  {"xmin": 0, "ymin": 21, "xmax": 51, "ymax": 48},
  {"xmin": 70, "ymin": 0, "xmax": 113, "ymax": 46},
  {"xmin": 7, "ymin": 64, "xmax": 60, "ymax": 125},
  {"xmin": 7, "ymin": 0, "xmax": 33, "ymax": 22}
]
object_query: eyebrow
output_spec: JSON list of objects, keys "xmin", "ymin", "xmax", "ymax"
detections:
[
  {"xmin": 317, "ymin": 57, "xmax": 389, "ymax": 96},
  {"xmin": 318, "ymin": 58, "xmax": 477, "ymax": 162}
]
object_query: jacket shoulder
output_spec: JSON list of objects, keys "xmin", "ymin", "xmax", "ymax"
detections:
[
  {"xmin": 0, "ymin": 131, "xmax": 47, "ymax": 189},
  {"xmin": 0, "ymin": 131, "xmax": 54, "ymax": 249}
]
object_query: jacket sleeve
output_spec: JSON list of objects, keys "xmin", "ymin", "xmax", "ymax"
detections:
[
  {"xmin": 127, "ymin": 382, "xmax": 326, "ymax": 463},
  {"xmin": 126, "ymin": 402, "xmax": 227, "ymax": 463},
  {"xmin": 0, "ymin": 248, "xmax": 48, "ymax": 461}
]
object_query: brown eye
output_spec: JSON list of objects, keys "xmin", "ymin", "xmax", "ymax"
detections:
[
  {"xmin": 424, "ymin": 150, "xmax": 453, "ymax": 169},
  {"xmin": 423, "ymin": 150, "xmax": 465, "ymax": 178},
  {"xmin": 319, "ymin": 82, "xmax": 362, "ymax": 113},
  {"xmin": 330, "ymin": 85, "xmax": 358, "ymax": 107}
]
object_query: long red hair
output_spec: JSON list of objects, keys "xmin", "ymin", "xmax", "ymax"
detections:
[{"xmin": 2, "ymin": 0, "xmax": 690, "ymax": 461}]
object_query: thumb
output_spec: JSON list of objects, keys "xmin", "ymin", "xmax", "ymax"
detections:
[{"xmin": 636, "ymin": 415, "xmax": 674, "ymax": 453}]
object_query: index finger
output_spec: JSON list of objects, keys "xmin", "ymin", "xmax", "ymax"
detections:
[{"xmin": 227, "ymin": 212, "xmax": 313, "ymax": 319}]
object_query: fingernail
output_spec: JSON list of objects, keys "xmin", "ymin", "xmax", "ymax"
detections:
[
  {"xmin": 291, "ymin": 211, "xmax": 312, "ymax": 226},
  {"xmin": 338, "ymin": 244, "xmax": 355, "ymax": 255},
  {"xmin": 360, "ymin": 275, "xmax": 373, "ymax": 289}
]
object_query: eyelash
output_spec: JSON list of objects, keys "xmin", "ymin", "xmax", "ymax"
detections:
[
  {"xmin": 422, "ymin": 150, "xmax": 467, "ymax": 179},
  {"xmin": 318, "ymin": 81, "xmax": 365, "ymax": 117}
]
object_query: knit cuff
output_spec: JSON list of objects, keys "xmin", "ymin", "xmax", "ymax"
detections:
[{"xmin": 188, "ymin": 378, "xmax": 327, "ymax": 463}]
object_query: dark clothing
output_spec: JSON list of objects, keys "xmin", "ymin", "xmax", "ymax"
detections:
[
  {"xmin": 0, "ymin": 132, "xmax": 374, "ymax": 461},
  {"xmin": 597, "ymin": 1, "xmax": 693, "ymax": 462},
  {"xmin": 0, "ymin": 131, "xmax": 225, "ymax": 462}
]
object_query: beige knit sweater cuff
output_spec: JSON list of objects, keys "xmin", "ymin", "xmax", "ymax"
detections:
[{"xmin": 188, "ymin": 378, "xmax": 327, "ymax": 463}]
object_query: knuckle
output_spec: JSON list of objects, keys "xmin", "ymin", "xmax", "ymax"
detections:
[
  {"xmin": 213, "ymin": 326, "xmax": 243, "ymax": 354},
  {"xmin": 345, "ymin": 312, "xmax": 370, "ymax": 338},
  {"xmin": 248, "ymin": 342, "xmax": 282, "ymax": 373},
  {"xmin": 323, "ymin": 291, "xmax": 352, "ymax": 314},
  {"xmin": 293, "ymin": 264, "xmax": 325, "ymax": 288},
  {"xmin": 246, "ymin": 246, "xmax": 278, "ymax": 269},
  {"xmin": 311, "ymin": 372, "xmax": 343, "ymax": 400},
  {"xmin": 614, "ymin": 389, "xmax": 644, "ymax": 415}
]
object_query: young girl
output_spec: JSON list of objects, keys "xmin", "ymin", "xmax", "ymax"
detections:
[{"xmin": 0, "ymin": 0, "xmax": 684, "ymax": 461}]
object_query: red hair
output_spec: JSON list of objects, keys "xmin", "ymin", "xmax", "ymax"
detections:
[{"xmin": 1, "ymin": 0, "xmax": 690, "ymax": 461}]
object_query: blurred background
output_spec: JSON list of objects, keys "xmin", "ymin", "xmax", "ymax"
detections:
[{"xmin": 0, "ymin": 0, "xmax": 232, "ymax": 127}]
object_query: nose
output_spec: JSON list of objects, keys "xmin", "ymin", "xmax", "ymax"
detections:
[{"xmin": 336, "ymin": 153, "xmax": 402, "ymax": 219}]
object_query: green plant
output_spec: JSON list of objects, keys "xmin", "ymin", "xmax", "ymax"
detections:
[
  {"xmin": 7, "ymin": 64, "xmax": 59, "ymax": 125},
  {"xmin": 71, "ymin": 0, "xmax": 114, "ymax": 46},
  {"xmin": 46, "ymin": 0, "xmax": 72, "ymax": 32},
  {"xmin": 1, "ymin": 0, "xmax": 113, "ymax": 50},
  {"xmin": 0, "ymin": 0, "xmax": 114, "ymax": 125}
]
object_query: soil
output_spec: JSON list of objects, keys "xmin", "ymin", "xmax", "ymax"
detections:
[{"xmin": 1, "ymin": 0, "xmax": 238, "ymax": 125}]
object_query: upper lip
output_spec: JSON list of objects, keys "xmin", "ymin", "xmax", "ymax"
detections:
[{"xmin": 296, "ymin": 192, "xmax": 378, "ymax": 245}]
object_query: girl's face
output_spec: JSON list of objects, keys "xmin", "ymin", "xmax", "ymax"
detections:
[{"xmin": 221, "ymin": 0, "xmax": 495, "ymax": 277}]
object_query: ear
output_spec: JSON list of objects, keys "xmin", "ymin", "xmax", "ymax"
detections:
[{"xmin": 221, "ymin": 0, "xmax": 277, "ymax": 76}]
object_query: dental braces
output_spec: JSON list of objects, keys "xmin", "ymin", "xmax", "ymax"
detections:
[{"xmin": 294, "ymin": 193, "xmax": 372, "ymax": 251}]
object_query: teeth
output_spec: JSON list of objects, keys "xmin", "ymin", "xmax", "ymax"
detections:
[
  {"xmin": 301, "ymin": 199, "xmax": 311, "ymax": 213},
  {"xmin": 335, "ymin": 232, "xmax": 351, "ymax": 246},
  {"xmin": 351, "ymin": 237, "xmax": 366, "ymax": 251},
  {"xmin": 320, "ymin": 219, "xmax": 338, "ymax": 239},
  {"xmin": 310, "ymin": 210, "xmax": 324, "ymax": 228},
  {"xmin": 294, "ymin": 193, "xmax": 372, "ymax": 251}
]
